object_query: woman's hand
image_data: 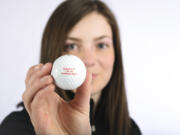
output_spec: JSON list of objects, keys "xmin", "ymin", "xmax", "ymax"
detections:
[{"xmin": 22, "ymin": 63, "xmax": 92, "ymax": 135}]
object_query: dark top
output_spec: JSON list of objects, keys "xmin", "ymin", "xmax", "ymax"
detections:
[{"xmin": 0, "ymin": 100, "xmax": 141, "ymax": 135}]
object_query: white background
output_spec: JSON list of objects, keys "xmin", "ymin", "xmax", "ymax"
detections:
[{"xmin": 0, "ymin": 0, "xmax": 180, "ymax": 134}]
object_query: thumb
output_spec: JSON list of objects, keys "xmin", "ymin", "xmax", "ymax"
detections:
[{"xmin": 71, "ymin": 72, "xmax": 92, "ymax": 113}]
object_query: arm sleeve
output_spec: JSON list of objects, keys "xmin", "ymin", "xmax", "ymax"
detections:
[{"xmin": 0, "ymin": 109, "xmax": 36, "ymax": 135}]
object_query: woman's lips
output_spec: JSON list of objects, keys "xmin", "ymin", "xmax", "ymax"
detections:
[{"xmin": 92, "ymin": 74, "xmax": 98, "ymax": 79}]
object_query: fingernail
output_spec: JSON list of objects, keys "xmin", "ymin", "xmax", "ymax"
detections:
[
  {"xmin": 34, "ymin": 65, "xmax": 40, "ymax": 70},
  {"xmin": 41, "ymin": 64, "xmax": 47, "ymax": 70}
]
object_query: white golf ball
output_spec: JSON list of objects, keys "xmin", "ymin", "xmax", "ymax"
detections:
[{"xmin": 51, "ymin": 54, "xmax": 86, "ymax": 90}]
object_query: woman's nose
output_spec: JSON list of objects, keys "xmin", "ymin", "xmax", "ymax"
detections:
[{"xmin": 81, "ymin": 49, "xmax": 96, "ymax": 68}]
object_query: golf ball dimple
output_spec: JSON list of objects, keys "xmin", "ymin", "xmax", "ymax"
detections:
[{"xmin": 51, "ymin": 55, "xmax": 86, "ymax": 90}]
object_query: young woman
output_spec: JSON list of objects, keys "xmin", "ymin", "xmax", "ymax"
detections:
[{"xmin": 0, "ymin": 0, "xmax": 141, "ymax": 135}]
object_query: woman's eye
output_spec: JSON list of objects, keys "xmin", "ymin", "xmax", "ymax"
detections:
[
  {"xmin": 97, "ymin": 43, "xmax": 108, "ymax": 49},
  {"xmin": 64, "ymin": 43, "xmax": 77, "ymax": 51}
]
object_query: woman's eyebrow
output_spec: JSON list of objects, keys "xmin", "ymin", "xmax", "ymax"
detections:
[
  {"xmin": 66, "ymin": 35, "xmax": 112, "ymax": 42},
  {"xmin": 66, "ymin": 37, "xmax": 82, "ymax": 42},
  {"xmin": 94, "ymin": 35, "xmax": 112, "ymax": 41}
]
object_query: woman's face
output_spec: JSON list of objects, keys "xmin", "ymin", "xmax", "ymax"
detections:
[{"xmin": 64, "ymin": 12, "xmax": 115, "ymax": 99}]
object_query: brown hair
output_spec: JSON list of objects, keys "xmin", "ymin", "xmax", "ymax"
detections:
[{"xmin": 40, "ymin": 0, "xmax": 130, "ymax": 134}]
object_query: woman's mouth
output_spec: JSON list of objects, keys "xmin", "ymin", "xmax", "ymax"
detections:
[{"xmin": 92, "ymin": 73, "xmax": 98, "ymax": 79}]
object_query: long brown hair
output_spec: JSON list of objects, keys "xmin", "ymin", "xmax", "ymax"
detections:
[{"xmin": 40, "ymin": 0, "xmax": 130, "ymax": 134}]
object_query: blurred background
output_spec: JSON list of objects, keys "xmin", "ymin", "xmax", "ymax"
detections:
[{"xmin": 0, "ymin": 0, "xmax": 180, "ymax": 134}]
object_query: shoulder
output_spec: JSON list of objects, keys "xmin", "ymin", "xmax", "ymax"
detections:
[
  {"xmin": 130, "ymin": 118, "xmax": 142, "ymax": 135},
  {"xmin": 0, "ymin": 109, "xmax": 35, "ymax": 135}
]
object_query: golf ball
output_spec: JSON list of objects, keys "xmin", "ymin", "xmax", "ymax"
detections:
[{"xmin": 51, "ymin": 54, "xmax": 86, "ymax": 90}]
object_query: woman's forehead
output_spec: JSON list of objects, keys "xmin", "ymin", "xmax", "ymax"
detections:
[{"xmin": 67, "ymin": 12, "xmax": 112, "ymax": 40}]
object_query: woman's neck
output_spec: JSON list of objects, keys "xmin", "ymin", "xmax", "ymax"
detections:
[{"xmin": 90, "ymin": 92, "xmax": 101, "ymax": 111}]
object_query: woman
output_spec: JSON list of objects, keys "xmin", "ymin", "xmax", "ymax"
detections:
[{"xmin": 0, "ymin": 0, "xmax": 141, "ymax": 135}]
